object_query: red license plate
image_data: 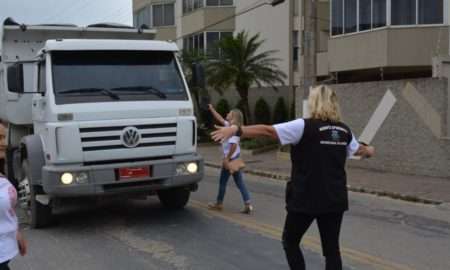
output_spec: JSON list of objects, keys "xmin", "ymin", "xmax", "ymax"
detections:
[{"xmin": 118, "ymin": 167, "xmax": 151, "ymax": 180}]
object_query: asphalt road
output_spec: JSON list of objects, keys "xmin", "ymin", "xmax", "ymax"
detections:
[{"xmin": 10, "ymin": 167, "xmax": 450, "ymax": 270}]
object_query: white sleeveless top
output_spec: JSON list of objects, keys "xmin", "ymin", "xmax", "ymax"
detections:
[{"xmin": 0, "ymin": 176, "xmax": 18, "ymax": 263}]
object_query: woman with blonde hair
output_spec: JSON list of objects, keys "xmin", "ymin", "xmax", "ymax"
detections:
[
  {"xmin": 211, "ymin": 85, "xmax": 374, "ymax": 270},
  {"xmin": 207, "ymin": 104, "xmax": 253, "ymax": 214}
]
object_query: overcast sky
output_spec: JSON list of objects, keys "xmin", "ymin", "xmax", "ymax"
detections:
[{"xmin": 0, "ymin": 0, "xmax": 132, "ymax": 26}]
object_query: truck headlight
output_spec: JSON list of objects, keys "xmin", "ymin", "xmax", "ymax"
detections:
[
  {"xmin": 176, "ymin": 162, "xmax": 199, "ymax": 175},
  {"xmin": 76, "ymin": 172, "xmax": 89, "ymax": 184},
  {"xmin": 186, "ymin": 162, "xmax": 198, "ymax": 174},
  {"xmin": 61, "ymin": 173, "xmax": 74, "ymax": 185}
]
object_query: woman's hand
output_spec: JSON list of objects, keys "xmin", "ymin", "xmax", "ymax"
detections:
[
  {"xmin": 211, "ymin": 125, "xmax": 238, "ymax": 142},
  {"xmin": 222, "ymin": 158, "xmax": 230, "ymax": 170},
  {"xmin": 17, "ymin": 231, "xmax": 27, "ymax": 256}
]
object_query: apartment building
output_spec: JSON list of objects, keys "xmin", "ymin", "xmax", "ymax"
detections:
[
  {"xmin": 132, "ymin": 0, "xmax": 298, "ymax": 113},
  {"xmin": 303, "ymin": 0, "xmax": 449, "ymax": 82}
]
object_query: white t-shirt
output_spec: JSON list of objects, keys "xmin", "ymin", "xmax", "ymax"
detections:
[
  {"xmin": 273, "ymin": 118, "xmax": 360, "ymax": 157},
  {"xmin": 222, "ymin": 121, "xmax": 240, "ymax": 160},
  {"xmin": 0, "ymin": 176, "xmax": 18, "ymax": 263}
]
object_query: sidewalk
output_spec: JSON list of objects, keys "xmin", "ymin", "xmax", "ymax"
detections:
[{"xmin": 198, "ymin": 144, "xmax": 450, "ymax": 205}]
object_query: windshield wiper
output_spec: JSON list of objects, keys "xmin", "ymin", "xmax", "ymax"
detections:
[
  {"xmin": 58, "ymin": 88, "xmax": 120, "ymax": 100},
  {"xmin": 111, "ymin": 86, "xmax": 167, "ymax": 99}
]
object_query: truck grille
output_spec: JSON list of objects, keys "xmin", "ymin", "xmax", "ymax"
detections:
[{"xmin": 80, "ymin": 123, "xmax": 177, "ymax": 152}]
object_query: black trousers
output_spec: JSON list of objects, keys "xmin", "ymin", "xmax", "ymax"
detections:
[
  {"xmin": 282, "ymin": 211, "xmax": 344, "ymax": 270},
  {"xmin": 0, "ymin": 261, "xmax": 10, "ymax": 270}
]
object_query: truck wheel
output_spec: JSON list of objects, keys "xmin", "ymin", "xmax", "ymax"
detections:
[
  {"xmin": 157, "ymin": 187, "xmax": 190, "ymax": 210},
  {"xmin": 18, "ymin": 160, "xmax": 52, "ymax": 228}
]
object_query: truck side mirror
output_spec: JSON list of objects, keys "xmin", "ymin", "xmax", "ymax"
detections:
[
  {"xmin": 7, "ymin": 63, "xmax": 24, "ymax": 93},
  {"xmin": 191, "ymin": 63, "xmax": 205, "ymax": 89}
]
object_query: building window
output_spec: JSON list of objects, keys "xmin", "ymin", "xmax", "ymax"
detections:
[
  {"xmin": 332, "ymin": 0, "xmax": 344, "ymax": 35},
  {"xmin": 206, "ymin": 32, "xmax": 232, "ymax": 58},
  {"xmin": 332, "ymin": 0, "xmax": 442, "ymax": 36},
  {"xmin": 183, "ymin": 0, "xmax": 203, "ymax": 14},
  {"xmin": 134, "ymin": 6, "xmax": 151, "ymax": 28},
  {"xmin": 184, "ymin": 33, "xmax": 205, "ymax": 54},
  {"xmin": 372, "ymin": 0, "xmax": 387, "ymax": 28},
  {"xmin": 153, "ymin": 3, "xmax": 175, "ymax": 27},
  {"xmin": 418, "ymin": 0, "xmax": 443, "ymax": 24},
  {"xmin": 359, "ymin": 0, "xmax": 371, "ymax": 31},
  {"xmin": 344, "ymin": 0, "xmax": 357, "ymax": 33},
  {"xmin": 206, "ymin": 0, "xmax": 233, "ymax": 6},
  {"xmin": 391, "ymin": 0, "xmax": 416, "ymax": 25},
  {"xmin": 183, "ymin": 32, "xmax": 231, "ymax": 58}
]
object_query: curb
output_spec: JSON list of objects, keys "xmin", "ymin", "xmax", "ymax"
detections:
[{"xmin": 204, "ymin": 161, "xmax": 442, "ymax": 206}]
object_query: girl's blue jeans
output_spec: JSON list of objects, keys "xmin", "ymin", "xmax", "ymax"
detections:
[{"xmin": 216, "ymin": 167, "xmax": 251, "ymax": 204}]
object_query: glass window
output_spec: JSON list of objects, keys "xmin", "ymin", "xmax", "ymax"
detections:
[
  {"xmin": 418, "ymin": 0, "xmax": 443, "ymax": 24},
  {"xmin": 207, "ymin": 0, "xmax": 219, "ymax": 6},
  {"xmin": 38, "ymin": 62, "xmax": 46, "ymax": 93},
  {"xmin": 344, "ymin": 0, "xmax": 357, "ymax": 33},
  {"xmin": 359, "ymin": 0, "xmax": 371, "ymax": 31},
  {"xmin": 332, "ymin": 0, "xmax": 343, "ymax": 35},
  {"xmin": 153, "ymin": 5, "xmax": 163, "ymax": 27},
  {"xmin": 153, "ymin": 3, "xmax": 175, "ymax": 27},
  {"xmin": 135, "ymin": 6, "xmax": 150, "ymax": 28},
  {"xmin": 52, "ymin": 51, "xmax": 188, "ymax": 105},
  {"xmin": 372, "ymin": 0, "xmax": 386, "ymax": 28},
  {"xmin": 220, "ymin": 0, "xmax": 233, "ymax": 5},
  {"xmin": 164, "ymin": 4, "xmax": 175, "ymax": 25},
  {"xmin": 391, "ymin": 0, "xmax": 416, "ymax": 25},
  {"xmin": 207, "ymin": 32, "xmax": 220, "ymax": 58}
]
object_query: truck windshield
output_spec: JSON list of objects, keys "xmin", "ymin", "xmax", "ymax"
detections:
[{"xmin": 52, "ymin": 51, "xmax": 188, "ymax": 105}]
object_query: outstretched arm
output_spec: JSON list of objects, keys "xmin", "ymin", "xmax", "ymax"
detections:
[
  {"xmin": 208, "ymin": 104, "xmax": 226, "ymax": 126},
  {"xmin": 211, "ymin": 124, "xmax": 279, "ymax": 142}
]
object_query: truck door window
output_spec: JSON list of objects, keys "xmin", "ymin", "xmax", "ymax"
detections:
[
  {"xmin": 38, "ymin": 62, "xmax": 46, "ymax": 93},
  {"xmin": 51, "ymin": 50, "xmax": 188, "ymax": 105}
]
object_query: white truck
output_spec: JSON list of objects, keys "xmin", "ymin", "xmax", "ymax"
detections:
[{"xmin": 0, "ymin": 18, "xmax": 204, "ymax": 228}]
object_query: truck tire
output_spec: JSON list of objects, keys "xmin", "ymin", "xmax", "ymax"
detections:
[
  {"xmin": 18, "ymin": 160, "xmax": 52, "ymax": 228},
  {"xmin": 157, "ymin": 187, "xmax": 191, "ymax": 210}
]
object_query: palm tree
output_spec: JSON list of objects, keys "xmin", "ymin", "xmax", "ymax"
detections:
[{"xmin": 207, "ymin": 31, "xmax": 287, "ymax": 123}]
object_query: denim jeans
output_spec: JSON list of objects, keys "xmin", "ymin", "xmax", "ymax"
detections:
[{"xmin": 216, "ymin": 167, "xmax": 251, "ymax": 204}]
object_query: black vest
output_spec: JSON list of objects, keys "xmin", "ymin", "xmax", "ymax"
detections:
[{"xmin": 286, "ymin": 119, "xmax": 352, "ymax": 214}]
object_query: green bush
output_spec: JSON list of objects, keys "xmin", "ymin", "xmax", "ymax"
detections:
[
  {"xmin": 273, "ymin": 97, "xmax": 288, "ymax": 124},
  {"xmin": 241, "ymin": 137, "xmax": 278, "ymax": 150},
  {"xmin": 216, "ymin": 99, "xmax": 230, "ymax": 118},
  {"xmin": 254, "ymin": 97, "xmax": 271, "ymax": 124}
]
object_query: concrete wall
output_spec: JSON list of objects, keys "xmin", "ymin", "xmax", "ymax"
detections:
[
  {"xmin": 235, "ymin": 0, "xmax": 292, "ymax": 86},
  {"xmin": 181, "ymin": 7, "xmax": 235, "ymax": 36},
  {"xmin": 297, "ymin": 78, "xmax": 450, "ymax": 178},
  {"xmin": 326, "ymin": 26, "xmax": 449, "ymax": 73},
  {"xmin": 154, "ymin": 26, "xmax": 176, "ymax": 40}
]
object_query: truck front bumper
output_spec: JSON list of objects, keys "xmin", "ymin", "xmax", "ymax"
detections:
[{"xmin": 41, "ymin": 154, "xmax": 203, "ymax": 197}]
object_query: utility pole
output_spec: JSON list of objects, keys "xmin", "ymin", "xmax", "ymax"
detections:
[{"xmin": 301, "ymin": 0, "xmax": 317, "ymax": 117}]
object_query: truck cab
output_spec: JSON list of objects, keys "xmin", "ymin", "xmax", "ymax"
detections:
[{"xmin": 0, "ymin": 19, "xmax": 204, "ymax": 228}]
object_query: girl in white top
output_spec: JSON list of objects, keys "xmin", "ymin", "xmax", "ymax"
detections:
[
  {"xmin": 207, "ymin": 105, "xmax": 253, "ymax": 214},
  {"xmin": 0, "ymin": 120, "xmax": 26, "ymax": 270}
]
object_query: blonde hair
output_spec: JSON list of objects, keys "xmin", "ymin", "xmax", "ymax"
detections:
[
  {"xmin": 307, "ymin": 85, "xmax": 342, "ymax": 122},
  {"xmin": 230, "ymin": 109, "xmax": 244, "ymax": 126}
]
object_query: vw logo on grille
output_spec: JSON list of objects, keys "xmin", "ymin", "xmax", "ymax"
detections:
[{"xmin": 121, "ymin": 127, "xmax": 141, "ymax": 148}]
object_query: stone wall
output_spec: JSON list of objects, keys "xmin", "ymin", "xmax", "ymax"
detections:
[{"xmin": 297, "ymin": 78, "xmax": 450, "ymax": 178}]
